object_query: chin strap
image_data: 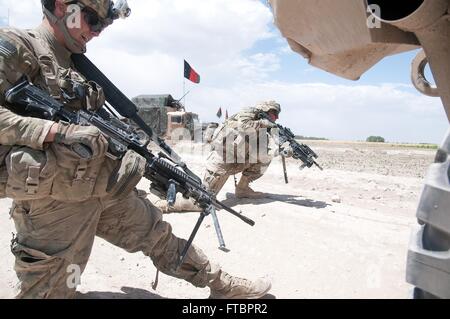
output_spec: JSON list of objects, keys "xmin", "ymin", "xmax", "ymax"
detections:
[{"xmin": 43, "ymin": 6, "xmax": 86, "ymax": 54}]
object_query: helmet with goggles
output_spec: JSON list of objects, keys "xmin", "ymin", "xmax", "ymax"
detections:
[
  {"xmin": 41, "ymin": 0, "xmax": 131, "ymax": 53},
  {"xmin": 73, "ymin": 0, "xmax": 131, "ymax": 32}
]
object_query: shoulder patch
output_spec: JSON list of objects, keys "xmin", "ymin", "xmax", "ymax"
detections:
[{"xmin": 0, "ymin": 37, "xmax": 17, "ymax": 58}]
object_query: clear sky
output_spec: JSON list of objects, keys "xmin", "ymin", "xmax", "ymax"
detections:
[{"xmin": 1, "ymin": 0, "xmax": 448, "ymax": 143}]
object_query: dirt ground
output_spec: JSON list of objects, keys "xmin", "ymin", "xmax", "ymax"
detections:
[{"xmin": 0, "ymin": 140, "xmax": 436, "ymax": 299}]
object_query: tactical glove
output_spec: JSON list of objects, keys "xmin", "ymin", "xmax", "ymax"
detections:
[
  {"xmin": 258, "ymin": 119, "xmax": 277, "ymax": 129},
  {"xmin": 280, "ymin": 147, "xmax": 293, "ymax": 158},
  {"xmin": 280, "ymin": 142, "xmax": 293, "ymax": 157},
  {"xmin": 54, "ymin": 122, "xmax": 108, "ymax": 159}
]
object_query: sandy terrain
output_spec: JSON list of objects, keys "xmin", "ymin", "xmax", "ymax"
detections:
[{"xmin": 0, "ymin": 140, "xmax": 436, "ymax": 299}]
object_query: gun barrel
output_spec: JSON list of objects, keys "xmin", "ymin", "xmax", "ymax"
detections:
[
  {"xmin": 314, "ymin": 161, "xmax": 324, "ymax": 171},
  {"xmin": 145, "ymin": 157, "xmax": 255, "ymax": 226},
  {"xmin": 213, "ymin": 199, "xmax": 255, "ymax": 226}
]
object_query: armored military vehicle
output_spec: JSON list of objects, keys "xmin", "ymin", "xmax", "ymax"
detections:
[
  {"xmin": 268, "ymin": 0, "xmax": 450, "ymax": 298},
  {"xmin": 166, "ymin": 110, "xmax": 201, "ymax": 141},
  {"xmin": 132, "ymin": 94, "xmax": 200, "ymax": 141}
]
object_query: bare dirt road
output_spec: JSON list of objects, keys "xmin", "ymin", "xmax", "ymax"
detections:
[{"xmin": 0, "ymin": 140, "xmax": 435, "ymax": 298}]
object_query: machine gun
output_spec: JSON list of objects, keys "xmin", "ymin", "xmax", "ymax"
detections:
[
  {"xmin": 276, "ymin": 125, "xmax": 323, "ymax": 171},
  {"xmin": 258, "ymin": 111, "xmax": 323, "ymax": 183},
  {"xmin": 5, "ymin": 78, "xmax": 254, "ymax": 268}
]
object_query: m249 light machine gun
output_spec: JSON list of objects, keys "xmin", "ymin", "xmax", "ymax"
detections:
[
  {"xmin": 5, "ymin": 78, "xmax": 255, "ymax": 269},
  {"xmin": 277, "ymin": 125, "xmax": 323, "ymax": 171},
  {"xmin": 277, "ymin": 125, "xmax": 324, "ymax": 184},
  {"xmin": 258, "ymin": 112, "xmax": 323, "ymax": 183}
]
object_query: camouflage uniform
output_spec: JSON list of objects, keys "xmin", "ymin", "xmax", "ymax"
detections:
[
  {"xmin": 203, "ymin": 104, "xmax": 280, "ymax": 197},
  {"xmin": 0, "ymin": 1, "xmax": 270, "ymax": 299}
]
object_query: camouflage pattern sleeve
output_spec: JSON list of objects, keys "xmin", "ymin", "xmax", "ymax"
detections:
[
  {"xmin": 234, "ymin": 108, "xmax": 268, "ymax": 130},
  {"xmin": 0, "ymin": 30, "xmax": 54, "ymax": 150}
]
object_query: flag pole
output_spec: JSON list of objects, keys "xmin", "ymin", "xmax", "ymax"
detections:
[{"xmin": 183, "ymin": 77, "xmax": 186, "ymax": 108}]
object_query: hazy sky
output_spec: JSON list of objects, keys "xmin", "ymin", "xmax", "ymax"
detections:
[{"xmin": 0, "ymin": 0, "xmax": 448, "ymax": 143}]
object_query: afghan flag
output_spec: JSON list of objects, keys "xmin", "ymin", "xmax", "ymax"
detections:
[
  {"xmin": 184, "ymin": 60, "xmax": 200, "ymax": 84},
  {"xmin": 216, "ymin": 107, "xmax": 222, "ymax": 118}
]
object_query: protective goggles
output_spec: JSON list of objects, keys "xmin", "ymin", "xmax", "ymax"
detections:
[
  {"xmin": 81, "ymin": 6, "xmax": 104, "ymax": 32},
  {"xmin": 77, "ymin": 0, "xmax": 131, "ymax": 33}
]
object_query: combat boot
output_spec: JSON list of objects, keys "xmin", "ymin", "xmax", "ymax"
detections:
[
  {"xmin": 235, "ymin": 175, "xmax": 266, "ymax": 199},
  {"xmin": 208, "ymin": 270, "xmax": 271, "ymax": 299}
]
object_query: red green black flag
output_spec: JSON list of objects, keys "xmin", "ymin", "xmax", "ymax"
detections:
[{"xmin": 184, "ymin": 60, "xmax": 200, "ymax": 84}]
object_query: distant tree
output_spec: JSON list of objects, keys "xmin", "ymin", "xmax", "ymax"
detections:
[
  {"xmin": 295, "ymin": 135, "xmax": 329, "ymax": 141},
  {"xmin": 366, "ymin": 136, "xmax": 385, "ymax": 143}
]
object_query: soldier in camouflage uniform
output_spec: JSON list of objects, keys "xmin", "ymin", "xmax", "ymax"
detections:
[
  {"xmin": 154, "ymin": 101, "xmax": 289, "ymax": 213},
  {"xmin": 0, "ymin": 0, "xmax": 271, "ymax": 299},
  {"xmin": 203, "ymin": 101, "xmax": 291, "ymax": 198}
]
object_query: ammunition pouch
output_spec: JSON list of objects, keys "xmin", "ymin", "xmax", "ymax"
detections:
[
  {"xmin": 58, "ymin": 68, "xmax": 105, "ymax": 111},
  {"xmin": 105, "ymin": 149, "xmax": 146, "ymax": 199},
  {"xmin": 1, "ymin": 143, "xmax": 146, "ymax": 202},
  {"xmin": 46, "ymin": 142, "xmax": 106, "ymax": 201},
  {"xmin": 5, "ymin": 146, "xmax": 57, "ymax": 200},
  {"xmin": 4, "ymin": 143, "xmax": 106, "ymax": 202}
]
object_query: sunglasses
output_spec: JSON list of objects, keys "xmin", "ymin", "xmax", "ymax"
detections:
[{"xmin": 82, "ymin": 7, "xmax": 105, "ymax": 33}]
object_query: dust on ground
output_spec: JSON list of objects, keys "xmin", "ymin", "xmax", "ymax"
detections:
[{"xmin": 0, "ymin": 140, "xmax": 435, "ymax": 298}]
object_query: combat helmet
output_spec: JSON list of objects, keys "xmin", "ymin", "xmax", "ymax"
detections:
[
  {"xmin": 74, "ymin": 0, "xmax": 114, "ymax": 21},
  {"xmin": 255, "ymin": 100, "xmax": 281, "ymax": 115},
  {"xmin": 41, "ymin": 0, "xmax": 131, "ymax": 53}
]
